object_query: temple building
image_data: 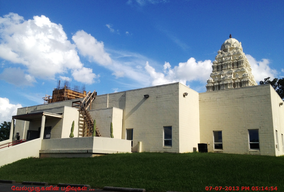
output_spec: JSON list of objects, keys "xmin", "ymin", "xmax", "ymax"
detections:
[
  {"xmin": 206, "ymin": 36, "xmax": 257, "ymax": 91},
  {"xmin": 1, "ymin": 36, "xmax": 283, "ymax": 167}
]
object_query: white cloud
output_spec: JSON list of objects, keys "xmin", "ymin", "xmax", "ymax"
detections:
[
  {"xmin": 0, "ymin": 13, "xmax": 97, "ymax": 84},
  {"xmin": 127, "ymin": 0, "xmax": 146, "ymax": 6},
  {"xmin": 156, "ymin": 27, "xmax": 189, "ymax": 51},
  {"xmin": 72, "ymin": 30, "xmax": 112, "ymax": 66},
  {"xmin": 144, "ymin": 54, "xmax": 279, "ymax": 88},
  {"xmin": 246, "ymin": 54, "xmax": 277, "ymax": 82},
  {"xmin": 0, "ymin": 97, "xmax": 22, "ymax": 123},
  {"xmin": 106, "ymin": 24, "xmax": 119, "ymax": 34},
  {"xmin": 145, "ymin": 58, "xmax": 212, "ymax": 86},
  {"xmin": 0, "ymin": 67, "xmax": 36, "ymax": 86},
  {"xmin": 281, "ymin": 69, "xmax": 284, "ymax": 73},
  {"xmin": 59, "ymin": 76, "xmax": 72, "ymax": 82},
  {"xmin": 106, "ymin": 24, "xmax": 115, "ymax": 33},
  {"xmin": 145, "ymin": 62, "xmax": 172, "ymax": 85},
  {"xmin": 21, "ymin": 92, "xmax": 45, "ymax": 104},
  {"xmin": 106, "ymin": 49, "xmax": 153, "ymax": 86},
  {"xmin": 110, "ymin": 60, "xmax": 150, "ymax": 84},
  {"xmin": 112, "ymin": 71, "xmax": 125, "ymax": 78},
  {"xmin": 127, "ymin": 0, "xmax": 168, "ymax": 6},
  {"xmin": 72, "ymin": 67, "xmax": 98, "ymax": 84}
]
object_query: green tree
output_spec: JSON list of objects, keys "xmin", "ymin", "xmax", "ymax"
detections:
[
  {"xmin": 0, "ymin": 121, "xmax": 11, "ymax": 141},
  {"xmin": 93, "ymin": 119, "xmax": 96, "ymax": 137},
  {"xmin": 69, "ymin": 121, "xmax": 74, "ymax": 138},
  {"xmin": 260, "ymin": 77, "xmax": 284, "ymax": 100},
  {"xmin": 110, "ymin": 122, "xmax": 114, "ymax": 138}
]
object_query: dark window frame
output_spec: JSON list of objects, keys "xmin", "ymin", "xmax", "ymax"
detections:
[
  {"xmin": 164, "ymin": 126, "xmax": 172, "ymax": 147},
  {"xmin": 126, "ymin": 129, "xmax": 133, "ymax": 147},
  {"xmin": 213, "ymin": 131, "xmax": 223, "ymax": 150},
  {"xmin": 248, "ymin": 129, "xmax": 259, "ymax": 150}
]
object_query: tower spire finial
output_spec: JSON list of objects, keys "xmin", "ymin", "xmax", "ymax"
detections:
[{"xmin": 229, "ymin": 34, "xmax": 232, "ymax": 38}]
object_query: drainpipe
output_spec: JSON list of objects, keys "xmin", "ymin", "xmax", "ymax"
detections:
[{"xmin": 138, "ymin": 141, "xmax": 142, "ymax": 153}]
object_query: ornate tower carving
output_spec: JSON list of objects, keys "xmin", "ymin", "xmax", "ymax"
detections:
[{"xmin": 206, "ymin": 36, "xmax": 257, "ymax": 92}]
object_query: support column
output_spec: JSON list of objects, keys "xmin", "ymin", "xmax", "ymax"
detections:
[
  {"xmin": 23, "ymin": 121, "xmax": 27, "ymax": 140},
  {"xmin": 23, "ymin": 107, "xmax": 28, "ymax": 140},
  {"xmin": 9, "ymin": 118, "xmax": 14, "ymax": 142},
  {"xmin": 40, "ymin": 115, "xmax": 46, "ymax": 139}
]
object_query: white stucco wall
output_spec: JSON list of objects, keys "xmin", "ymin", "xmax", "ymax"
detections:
[
  {"xmin": 108, "ymin": 92, "xmax": 126, "ymax": 109},
  {"xmin": 9, "ymin": 82, "xmax": 281, "ymax": 156},
  {"xmin": 61, "ymin": 106, "xmax": 79, "ymax": 138},
  {"xmin": 269, "ymin": 86, "xmax": 284, "ymax": 156},
  {"xmin": 0, "ymin": 139, "xmax": 42, "ymax": 167},
  {"xmin": 89, "ymin": 107, "xmax": 123, "ymax": 139},
  {"xmin": 41, "ymin": 137, "xmax": 93, "ymax": 151},
  {"xmin": 91, "ymin": 92, "xmax": 126, "ymax": 110},
  {"xmin": 90, "ymin": 108, "xmax": 112, "ymax": 137},
  {"xmin": 40, "ymin": 137, "xmax": 131, "ymax": 155},
  {"xmin": 49, "ymin": 118, "xmax": 63, "ymax": 139},
  {"xmin": 179, "ymin": 84, "xmax": 200, "ymax": 153},
  {"xmin": 14, "ymin": 106, "xmax": 76, "ymax": 140},
  {"xmin": 0, "ymin": 140, "xmax": 11, "ymax": 147},
  {"xmin": 15, "ymin": 107, "xmax": 35, "ymax": 140},
  {"xmin": 14, "ymin": 120, "xmax": 25, "ymax": 141},
  {"xmin": 112, "ymin": 107, "xmax": 123, "ymax": 139},
  {"xmin": 123, "ymin": 83, "xmax": 180, "ymax": 152},
  {"xmin": 92, "ymin": 83, "xmax": 200, "ymax": 153},
  {"xmin": 92, "ymin": 94, "xmax": 108, "ymax": 110},
  {"xmin": 92, "ymin": 137, "xmax": 131, "ymax": 153},
  {"xmin": 27, "ymin": 117, "xmax": 62, "ymax": 139},
  {"xmin": 200, "ymin": 85, "xmax": 276, "ymax": 156},
  {"xmin": 14, "ymin": 103, "xmax": 76, "ymax": 140}
]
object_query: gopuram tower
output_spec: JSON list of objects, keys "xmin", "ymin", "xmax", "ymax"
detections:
[{"xmin": 206, "ymin": 35, "xmax": 257, "ymax": 92}]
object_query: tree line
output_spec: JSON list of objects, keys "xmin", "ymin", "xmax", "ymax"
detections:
[{"xmin": 259, "ymin": 77, "xmax": 284, "ymax": 100}]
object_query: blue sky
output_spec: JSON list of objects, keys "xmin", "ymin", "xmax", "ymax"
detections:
[{"xmin": 0, "ymin": 0, "xmax": 283, "ymax": 123}]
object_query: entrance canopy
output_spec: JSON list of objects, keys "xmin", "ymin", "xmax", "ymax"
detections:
[
  {"xmin": 12, "ymin": 111, "xmax": 63, "ymax": 140},
  {"xmin": 12, "ymin": 111, "xmax": 62, "ymax": 121}
]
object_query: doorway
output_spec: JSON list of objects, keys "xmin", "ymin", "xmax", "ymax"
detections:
[
  {"xmin": 44, "ymin": 126, "xmax": 51, "ymax": 139},
  {"xmin": 27, "ymin": 128, "xmax": 40, "ymax": 141}
]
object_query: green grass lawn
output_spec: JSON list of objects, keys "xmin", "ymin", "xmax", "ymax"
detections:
[{"xmin": 0, "ymin": 153, "xmax": 283, "ymax": 192}]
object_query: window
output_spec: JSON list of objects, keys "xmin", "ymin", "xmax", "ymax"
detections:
[
  {"xmin": 164, "ymin": 126, "xmax": 172, "ymax": 147},
  {"xmin": 213, "ymin": 131, "xmax": 223, "ymax": 150},
  {"xmin": 126, "ymin": 129, "xmax": 133, "ymax": 147},
  {"xmin": 248, "ymin": 130, "xmax": 259, "ymax": 150}
]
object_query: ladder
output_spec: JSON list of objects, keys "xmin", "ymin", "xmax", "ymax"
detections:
[{"xmin": 73, "ymin": 90, "xmax": 101, "ymax": 137}]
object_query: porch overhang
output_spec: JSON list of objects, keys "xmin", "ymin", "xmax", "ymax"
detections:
[{"xmin": 12, "ymin": 111, "xmax": 62, "ymax": 121}]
